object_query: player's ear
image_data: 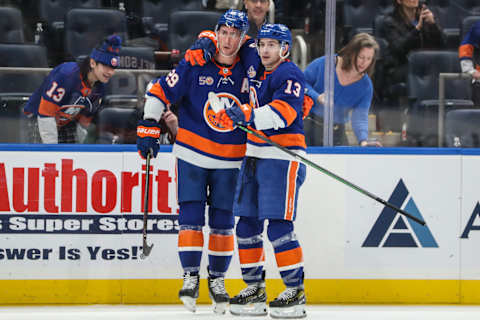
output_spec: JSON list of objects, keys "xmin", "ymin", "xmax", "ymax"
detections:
[
  {"xmin": 89, "ymin": 58, "xmax": 97, "ymax": 69},
  {"xmin": 282, "ymin": 43, "xmax": 289, "ymax": 56}
]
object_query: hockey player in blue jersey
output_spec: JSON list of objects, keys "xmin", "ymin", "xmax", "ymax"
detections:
[
  {"xmin": 136, "ymin": 9, "xmax": 250, "ymax": 314},
  {"xmin": 216, "ymin": 23, "xmax": 308, "ymax": 319},
  {"xmin": 23, "ymin": 35, "xmax": 121, "ymax": 143},
  {"xmin": 459, "ymin": 20, "xmax": 480, "ymax": 106}
]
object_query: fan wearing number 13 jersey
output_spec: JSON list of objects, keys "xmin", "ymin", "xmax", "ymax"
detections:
[{"xmin": 23, "ymin": 35, "xmax": 121, "ymax": 143}]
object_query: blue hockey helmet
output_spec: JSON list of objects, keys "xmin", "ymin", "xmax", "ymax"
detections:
[
  {"xmin": 257, "ymin": 23, "xmax": 292, "ymax": 46},
  {"xmin": 216, "ymin": 9, "xmax": 249, "ymax": 34}
]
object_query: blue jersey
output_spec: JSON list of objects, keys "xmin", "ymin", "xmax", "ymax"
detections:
[
  {"xmin": 147, "ymin": 58, "xmax": 250, "ymax": 169},
  {"xmin": 23, "ymin": 62, "xmax": 105, "ymax": 127},
  {"xmin": 459, "ymin": 21, "xmax": 480, "ymax": 71},
  {"xmin": 246, "ymin": 60, "xmax": 306, "ymax": 160},
  {"xmin": 304, "ymin": 55, "xmax": 373, "ymax": 142}
]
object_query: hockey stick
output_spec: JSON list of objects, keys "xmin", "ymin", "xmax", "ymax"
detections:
[
  {"xmin": 208, "ymin": 91, "xmax": 425, "ymax": 226},
  {"xmin": 240, "ymin": 125, "xmax": 425, "ymax": 226},
  {"xmin": 140, "ymin": 150, "xmax": 154, "ymax": 259}
]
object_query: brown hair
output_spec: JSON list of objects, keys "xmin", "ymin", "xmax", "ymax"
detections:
[
  {"xmin": 393, "ymin": 0, "xmax": 422, "ymax": 24},
  {"xmin": 337, "ymin": 32, "xmax": 379, "ymax": 77}
]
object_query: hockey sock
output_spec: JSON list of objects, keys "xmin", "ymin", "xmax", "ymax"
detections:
[
  {"xmin": 178, "ymin": 201, "xmax": 205, "ymax": 274},
  {"xmin": 208, "ymin": 207, "xmax": 234, "ymax": 278},
  {"xmin": 267, "ymin": 219, "xmax": 304, "ymax": 287},
  {"xmin": 236, "ymin": 216, "xmax": 266, "ymax": 284}
]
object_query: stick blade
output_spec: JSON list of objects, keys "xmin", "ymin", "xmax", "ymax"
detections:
[
  {"xmin": 140, "ymin": 242, "xmax": 154, "ymax": 259},
  {"xmin": 208, "ymin": 91, "xmax": 222, "ymax": 113}
]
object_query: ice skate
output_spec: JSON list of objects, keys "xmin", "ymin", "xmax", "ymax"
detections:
[
  {"xmin": 230, "ymin": 281, "xmax": 267, "ymax": 316},
  {"xmin": 269, "ymin": 286, "xmax": 306, "ymax": 319},
  {"xmin": 178, "ymin": 272, "xmax": 199, "ymax": 313},
  {"xmin": 207, "ymin": 276, "xmax": 230, "ymax": 314}
]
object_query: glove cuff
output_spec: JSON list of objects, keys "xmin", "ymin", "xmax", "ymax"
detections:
[{"xmin": 137, "ymin": 120, "xmax": 161, "ymax": 138}]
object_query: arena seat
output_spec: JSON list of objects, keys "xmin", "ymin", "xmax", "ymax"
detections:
[
  {"xmin": 0, "ymin": 44, "xmax": 48, "ymax": 97},
  {"xmin": 0, "ymin": 44, "xmax": 48, "ymax": 143},
  {"xmin": 95, "ymin": 106, "xmax": 140, "ymax": 144},
  {"xmin": 141, "ymin": 0, "xmax": 204, "ymax": 48},
  {"xmin": 37, "ymin": 0, "xmax": 101, "ymax": 64},
  {"xmin": 168, "ymin": 10, "xmax": 222, "ymax": 54},
  {"xmin": 64, "ymin": 8, "xmax": 127, "ymax": 60},
  {"xmin": 445, "ymin": 109, "xmax": 480, "ymax": 147},
  {"xmin": 0, "ymin": 7, "xmax": 25, "ymax": 44},
  {"xmin": 103, "ymin": 46, "xmax": 155, "ymax": 107},
  {"xmin": 343, "ymin": 0, "xmax": 392, "ymax": 42},
  {"xmin": 406, "ymin": 50, "xmax": 473, "ymax": 146}
]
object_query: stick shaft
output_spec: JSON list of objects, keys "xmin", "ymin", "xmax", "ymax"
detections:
[
  {"xmin": 237, "ymin": 125, "xmax": 425, "ymax": 226},
  {"xmin": 142, "ymin": 152, "xmax": 151, "ymax": 247}
]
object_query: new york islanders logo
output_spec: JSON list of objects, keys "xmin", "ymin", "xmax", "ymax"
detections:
[{"xmin": 204, "ymin": 92, "xmax": 242, "ymax": 132}]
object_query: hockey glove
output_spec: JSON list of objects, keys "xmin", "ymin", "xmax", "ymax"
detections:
[
  {"xmin": 215, "ymin": 109, "xmax": 233, "ymax": 129},
  {"xmin": 184, "ymin": 30, "xmax": 217, "ymax": 66},
  {"xmin": 216, "ymin": 103, "xmax": 254, "ymax": 129},
  {"xmin": 137, "ymin": 119, "xmax": 161, "ymax": 159},
  {"xmin": 302, "ymin": 95, "xmax": 314, "ymax": 120}
]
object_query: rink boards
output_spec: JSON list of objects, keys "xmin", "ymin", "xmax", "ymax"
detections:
[{"xmin": 1, "ymin": 145, "xmax": 480, "ymax": 304}]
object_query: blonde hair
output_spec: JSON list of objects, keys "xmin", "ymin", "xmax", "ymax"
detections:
[{"xmin": 338, "ymin": 33, "xmax": 379, "ymax": 77}]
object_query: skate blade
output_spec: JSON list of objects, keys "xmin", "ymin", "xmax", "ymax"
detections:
[
  {"xmin": 213, "ymin": 301, "xmax": 228, "ymax": 315},
  {"xmin": 269, "ymin": 305, "xmax": 306, "ymax": 319},
  {"xmin": 230, "ymin": 302, "xmax": 267, "ymax": 316},
  {"xmin": 180, "ymin": 296, "xmax": 197, "ymax": 313}
]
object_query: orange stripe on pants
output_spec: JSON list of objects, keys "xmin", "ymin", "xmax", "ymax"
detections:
[
  {"xmin": 238, "ymin": 247, "xmax": 265, "ymax": 264},
  {"xmin": 275, "ymin": 247, "xmax": 303, "ymax": 269},
  {"xmin": 285, "ymin": 161, "xmax": 299, "ymax": 221},
  {"xmin": 178, "ymin": 229, "xmax": 204, "ymax": 248},
  {"xmin": 208, "ymin": 233, "xmax": 234, "ymax": 254}
]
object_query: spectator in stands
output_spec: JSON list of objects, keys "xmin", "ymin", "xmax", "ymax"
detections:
[
  {"xmin": 206, "ymin": 0, "xmax": 242, "ymax": 10},
  {"xmin": 243, "ymin": 0, "xmax": 270, "ymax": 37},
  {"xmin": 23, "ymin": 35, "xmax": 121, "ymax": 144},
  {"xmin": 381, "ymin": 0, "xmax": 445, "ymax": 105},
  {"xmin": 459, "ymin": 20, "xmax": 480, "ymax": 107},
  {"xmin": 304, "ymin": 33, "xmax": 382, "ymax": 147}
]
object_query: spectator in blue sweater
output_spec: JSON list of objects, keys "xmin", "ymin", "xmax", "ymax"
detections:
[{"xmin": 304, "ymin": 33, "xmax": 382, "ymax": 146}]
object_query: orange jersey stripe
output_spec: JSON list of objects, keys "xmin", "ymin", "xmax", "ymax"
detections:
[
  {"xmin": 269, "ymin": 99, "xmax": 298, "ymax": 126},
  {"xmin": 149, "ymin": 82, "xmax": 171, "ymax": 105},
  {"xmin": 176, "ymin": 127, "xmax": 246, "ymax": 158},
  {"xmin": 238, "ymin": 248, "xmax": 265, "ymax": 264},
  {"xmin": 248, "ymin": 130, "xmax": 306, "ymax": 149},
  {"xmin": 285, "ymin": 161, "xmax": 299, "ymax": 221},
  {"xmin": 178, "ymin": 229, "xmax": 204, "ymax": 248},
  {"xmin": 459, "ymin": 44, "xmax": 474, "ymax": 59},
  {"xmin": 38, "ymin": 97, "xmax": 59, "ymax": 117},
  {"xmin": 208, "ymin": 233, "xmax": 234, "ymax": 252},
  {"xmin": 275, "ymin": 247, "xmax": 303, "ymax": 268}
]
